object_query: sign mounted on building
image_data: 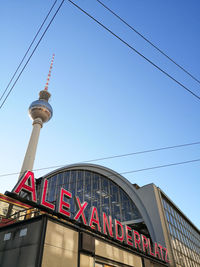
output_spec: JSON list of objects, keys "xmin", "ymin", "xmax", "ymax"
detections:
[{"xmin": 12, "ymin": 171, "xmax": 169, "ymax": 263}]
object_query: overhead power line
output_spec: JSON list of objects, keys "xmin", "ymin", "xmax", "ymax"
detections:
[
  {"xmin": 0, "ymin": 0, "xmax": 65, "ymax": 110},
  {"xmin": 97, "ymin": 0, "xmax": 200, "ymax": 85},
  {"xmin": 120, "ymin": 158, "xmax": 200, "ymax": 174},
  {"xmin": 0, "ymin": 0, "xmax": 58, "ymax": 104},
  {"xmin": 67, "ymin": 0, "xmax": 200, "ymax": 101},
  {"xmin": 82, "ymin": 141, "xmax": 200, "ymax": 162},
  {"xmin": 12, "ymin": 158, "xmax": 200, "ymax": 189},
  {"xmin": 1, "ymin": 140, "xmax": 200, "ymax": 178},
  {"xmin": 1, "ymin": 158, "xmax": 200, "ymax": 180}
]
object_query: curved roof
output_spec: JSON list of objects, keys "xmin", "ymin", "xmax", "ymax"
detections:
[{"xmin": 42, "ymin": 163, "xmax": 157, "ymax": 241}]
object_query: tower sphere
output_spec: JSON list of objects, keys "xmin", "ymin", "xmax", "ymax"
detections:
[{"xmin": 28, "ymin": 90, "xmax": 53, "ymax": 123}]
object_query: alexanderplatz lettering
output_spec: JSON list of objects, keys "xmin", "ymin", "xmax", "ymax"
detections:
[{"xmin": 12, "ymin": 171, "xmax": 169, "ymax": 263}]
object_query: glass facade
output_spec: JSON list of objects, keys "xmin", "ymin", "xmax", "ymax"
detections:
[
  {"xmin": 162, "ymin": 197, "xmax": 200, "ymax": 267},
  {"xmin": 37, "ymin": 169, "xmax": 142, "ymax": 225}
]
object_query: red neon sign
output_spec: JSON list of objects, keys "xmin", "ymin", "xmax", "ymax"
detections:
[
  {"xmin": 74, "ymin": 197, "xmax": 88, "ymax": 224},
  {"xmin": 58, "ymin": 188, "xmax": 72, "ymax": 217},
  {"xmin": 115, "ymin": 219, "xmax": 124, "ymax": 243},
  {"xmin": 89, "ymin": 206, "xmax": 101, "ymax": 232},
  {"xmin": 41, "ymin": 179, "xmax": 55, "ymax": 210},
  {"xmin": 103, "ymin": 213, "xmax": 113, "ymax": 237},
  {"xmin": 12, "ymin": 171, "xmax": 169, "ymax": 263}
]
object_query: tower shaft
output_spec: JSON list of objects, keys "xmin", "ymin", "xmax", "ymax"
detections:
[
  {"xmin": 19, "ymin": 118, "xmax": 43, "ymax": 179},
  {"xmin": 18, "ymin": 54, "xmax": 54, "ymax": 180}
]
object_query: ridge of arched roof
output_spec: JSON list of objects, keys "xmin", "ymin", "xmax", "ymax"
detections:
[{"xmin": 40, "ymin": 163, "xmax": 157, "ymax": 241}]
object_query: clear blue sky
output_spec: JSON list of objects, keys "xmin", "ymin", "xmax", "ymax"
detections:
[{"xmin": 1, "ymin": 0, "xmax": 200, "ymax": 229}]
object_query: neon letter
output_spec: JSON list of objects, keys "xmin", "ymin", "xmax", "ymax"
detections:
[
  {"xmin": 74, "ymin": 197, "xmax": 88, "ymax": 224},
  {"xmin": 141, "ymin": 235, "xmax": 149, "ymax": 253},
  {"xmin": 103, "ymin": 213, "xmax": 113, "ymax": 237},
  {"xmin": 41, "ymin": 179, "xmax": 55, "ymax": 210},
  {"xmin": 133, "ymin": 230, "xmax": 141, "ymax": 250},
  {"xmin": 115, "ymin": 220, "xmax": 124, "ymax": 243},
  {"xmin": 163, "ymin": 247, "xmax": 170, "ymax": 263},
  {"xmin": 148, "ymin": 238, "xmax": 154, "ymax": 256},
  {"xmin": 125, "ymin": 225, "xmax": 133, "ymax": 246},
  {"xmin": 158, "ymin": 244, "xmax": 164, "ymax": 261},
  {"xmin": 89, "ymin": 207, "xmax": 101, "ymax": 232},
  {"xmin": 13, "ymin": 171, "xmax": 37, "ymax": 202},
  {"xmin": 154, "ymin": 242, "xmax": 161, "ymax": 259},
  {"xmin": 58, "ymin": 188, "xmax": 72, "ymax": 217}
]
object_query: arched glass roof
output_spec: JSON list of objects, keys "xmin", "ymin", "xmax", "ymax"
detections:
[{"xmin": 38, "ymin": 169, "xmax": 142, "ymax": 224}]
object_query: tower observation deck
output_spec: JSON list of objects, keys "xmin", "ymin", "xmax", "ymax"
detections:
[{"xmin": 19, "ymin": 55, "xmax": 55, "ymax": 179}]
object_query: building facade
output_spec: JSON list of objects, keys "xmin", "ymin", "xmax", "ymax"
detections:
[
  {"xmin": 1, "ymin": 163, "xmax": 199, "ymax": 266},
  {"xmin": 136, "ymin": 183, "xmax": 200, "ymax": 267},
  {"xmin": 0, "ymin": 214, "xmax": 168, "ymax": 267}
]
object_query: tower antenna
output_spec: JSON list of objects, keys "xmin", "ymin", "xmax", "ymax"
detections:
[{"xmin": 44, "ymin": 53, "xmax": 55, "ymax": 91}]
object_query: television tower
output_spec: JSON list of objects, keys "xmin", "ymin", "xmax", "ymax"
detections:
[{"xmin": 19, "ymin": 54, "xmax": 55, "ymax": 179}]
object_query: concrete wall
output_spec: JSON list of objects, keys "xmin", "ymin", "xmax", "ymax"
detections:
[
  {"xmin": 137, "ymin": 184, "xmax": 175, "ymax": 266},
  {"xmin": 0, "ymin": 218, "xmax": 43, "ymax": 267},
  {"xmin": 80, "ymin": 254, "xmax": 93, "ymax": 267},
  {"xmin": 137, "ymin": 184, "xmax": 166, "ymax": 245},
  {"xmin": 95, "ymin": 239, "xmax": 142, "ymax": 267},
  {"xmin": 41, "ymin": 220, "xmax": 78, "ymax": 267}
]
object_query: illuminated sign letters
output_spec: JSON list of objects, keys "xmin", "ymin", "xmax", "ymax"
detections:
[{"xmin": 12, "ymin": 171, "xmax": 169, "ymax": 263}]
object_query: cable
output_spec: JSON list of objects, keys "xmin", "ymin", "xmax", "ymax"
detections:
[
  {"xmin": 0, "ymin": 0, "xmax": 58, "ymax": 104},
  {"xmin": 82, "ymin": 141, "xmax": 200, "ymax": 162},
  {"xmin": 67, "ymin": 0, "xmax": 200, "ymax": 101},
  {"xmin": 37, "ymin": 158, "xmax": 200, "ymax": 184},
  {"xmin": 120, "ymin": 158, "xmax": 200, "ymax": 174},
  {"xmin": 6, "ymin": 158, "xmax": 200, "ymax": 191},
  {"xmin": 0, "ymin": 0, "xmax": 65, "ymax": 110},
  {"xmin": 1, "ymin": 140, "xmax": 200, "ymax": 178},
  {"xmin": 97, "ymin": 0, "xmax": 200, "ymax": 85}
]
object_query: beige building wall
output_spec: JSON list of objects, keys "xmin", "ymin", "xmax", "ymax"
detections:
[
  {"xmin": 143, "ymin": 258, "xmax": 165, "ymax": 267},
  {"xmin": 40, "ymin": 219, "xmax": 166, "ymax": 267},
  {"xmin": 80, "ymin": 254, "xmax": 94, "ymax": 267},
  {"xmin": 95, "ymin": 239, "xmax": 142, "ymax": 267},
  {"xmin": 42, "ymin": 220, "xmax": 78, "ymax": 267}
]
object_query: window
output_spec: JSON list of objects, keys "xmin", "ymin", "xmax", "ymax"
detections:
[
  {"xmin": 4, "ymin": 232, "xmax": 11, "ymax": 241},
  {"xmin": 19, "ymin": 228, "xmax": 27, "ymax": 237},
  {"xmin": 162, "ymin": 197, "xmax": 200, "ymax": 266}
]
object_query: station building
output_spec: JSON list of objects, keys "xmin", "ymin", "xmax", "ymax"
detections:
[{"xmin": 0, "ymin": 163, "xmax": 199, "ymax": 267}]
